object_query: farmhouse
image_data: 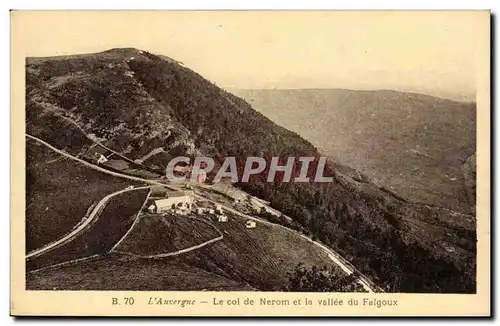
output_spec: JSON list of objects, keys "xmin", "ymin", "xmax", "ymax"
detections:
[
  {"xmin": 217, "ymin": 215, "xmax": 228, "ymax": 222},
  {"xmin": 245, "ymin": 220, "xmax": 256, "ymax": 229},
  {"xmin": 86, "ymin": 145, "xmax": 108, "ymax": 160},
  {"xmin": 96, "ymin": 154, "xmax": 108, "ymax": 165},
  {"xmin": 148, "ymin": 190, "xmax": 194, "ymax": 213}
]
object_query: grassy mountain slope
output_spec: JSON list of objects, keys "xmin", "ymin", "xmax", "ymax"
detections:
[
  {"xmin": 112, "ymin": 210, "xmax": 347, "ymax": 291},
  {"xmin": 231, "ymin": 88, "xmax": 476, "ymax": 214},
  {"xmin": 26, "ymin": 138, "xmax": 342, "ymax": 291},
  {"xmin": 26, "ymin": 48, "xmax": 476, "ymax": 293},
  {"xmin": 26, "ymin": 139, "xmax": 139, "ymax": 252},
  {"xmin": 27, "ymin": 253, "xmax": 257, "ymax": 291}
]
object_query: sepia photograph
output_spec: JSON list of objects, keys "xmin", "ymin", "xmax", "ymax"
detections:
[{"xmin": 11, "ymin": 10, "xmax": 490, "ymax": 316}]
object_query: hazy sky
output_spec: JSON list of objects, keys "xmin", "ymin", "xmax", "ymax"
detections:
[{"xmin": 13, "ymin": 11, "xmax": 487, "ymax": 100}]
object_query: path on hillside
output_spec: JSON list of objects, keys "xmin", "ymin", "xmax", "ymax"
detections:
[
  {"xmin": 26, "ymin": 184, "xmax": 152, "ymax": 259},
  {"xmin": 26, "ymin": 133, "xmax": 380, "ymax": 292},
  {"xmin": 109, "ymin": 189, "xmax": 153, "ymax": 252},
  {"xmin": 197, "ymin": 195, "xmax": 379, "ymax": 293},
  {"xmin": 26, "ymin": 134, "xmax": 165, "ymax": 186},
  {"xmin": 33, "ymin": 102, "xmax": 139, "ymax": 165},
  {"xmin": 112, "ymin": 215, "xmax": 224, "ymax": 258},
  {"xmin": 56, "ymin": 114, "xmax": 140, "ymax": 165},
  {"xmin": 113, "ymin": 234, "xmax": 224, "ymax": 259}
]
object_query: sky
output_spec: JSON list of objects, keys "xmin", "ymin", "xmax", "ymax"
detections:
[{"xmin": 12, "ymin": 11, "xmax": 488, "ymax": 100}]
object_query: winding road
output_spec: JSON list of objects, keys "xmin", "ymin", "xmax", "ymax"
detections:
[
  {"xmin": 26, "ymin": 185, "xmax": 152, "ymax": 259},
  {"xmin": 26, "ymin": 133, "xmax": 381, "ymax": 292},
  {"xmin": 198, "ymin": 194, "xmax": 380, "ymax": 293}
]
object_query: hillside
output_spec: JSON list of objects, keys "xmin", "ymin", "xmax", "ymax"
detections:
[
  {"xmin": 26, "ymin": 48, "xmax": 476, "ymax": 293},
  {"xmin": 26, "ymin": 136, "xmax": 346, "ymax": 291},
  {"xmin": 26, "ymin": 138, "xmax": 141, "ymax": 252},
  {"xmin": 27, "ymin": 253, "xmax": 257, "ymax": 291},
  {"xmin": 231, "ymin": 88, "xmax": 476, "ymax": 214}
]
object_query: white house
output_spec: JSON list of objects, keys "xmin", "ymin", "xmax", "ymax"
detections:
[
  {"xmin": 245, "ymin": 220, "xmax": 256, "ymax": 229},
  {"xmin": 217, "ymin": 215, "xmax": 228, "ymax": 222},
  {"xmin": 149, "ymin": 190, "xmax": 194, "ymax": 213},
  {"xmin": 96, "ymin": 154, "xmax": 108, "ymax": 165}
]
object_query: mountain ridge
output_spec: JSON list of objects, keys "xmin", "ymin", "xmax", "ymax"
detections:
[
  {"xmin": 231, "ymin": 87, "xmax": 476, "ymax": 214},
  {"xmin": 227, "ymin": 87, "xmax": 476, "ymax": 104}
]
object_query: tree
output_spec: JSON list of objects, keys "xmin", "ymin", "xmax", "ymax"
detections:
[{"xmin": 286, "ymin": 263, "xmax": 366, "ymax": 292}]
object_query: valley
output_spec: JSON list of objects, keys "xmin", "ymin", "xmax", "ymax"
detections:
[
  {"xmin": 232, "ymin": 88, "xmax": 476, "ymax": 215},
  {"xmin": 25, "ymin": 48, "xmax": 476, "ymax": 293}
]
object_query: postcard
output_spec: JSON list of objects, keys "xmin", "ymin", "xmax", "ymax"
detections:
[{"xmin": 11, "ymin": 10, "xmax": 490, "ymax": 316}]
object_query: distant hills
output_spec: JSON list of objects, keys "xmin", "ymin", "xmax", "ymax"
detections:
[{"xmin": 231, "ymin": 88, "xmax": 476, "ymax": 214}]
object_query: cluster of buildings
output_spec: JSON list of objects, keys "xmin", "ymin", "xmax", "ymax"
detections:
[
  {"xmin": 147, "ymin": 190, "xmax": 195, "ymax": 215},
  {"xmin": 195, "ymin": 203, "xmax": 227, "ymax": 222},
  {"xmin": 144, "ymin": 186, "xmax": 257, "ymax": 228}
]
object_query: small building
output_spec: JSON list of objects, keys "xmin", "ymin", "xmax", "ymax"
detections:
[
  {"xmin": 208, "ymin": 209, "xmax": 215, "ymax": 214},
  {"xmin": 96, "ymin": 154, "xmax": 108, "ymax": 165},
  {"xmin": 217, "ymin": 215, "xmax": 228, "ymax": 222},
  {"xmin": 245, "ymin": 220, "xmax": 256, "ymax": 229},
  {"xmin": 174, "ymin": 209, "xmax": 189, "ymax": 216},
  {"xmin": 215, "ymin": 205, "xmax": 224, "ymax": 215},
  {"xmin": 149, "ymin": 190, "xmax": 194, "ymax": 214}
]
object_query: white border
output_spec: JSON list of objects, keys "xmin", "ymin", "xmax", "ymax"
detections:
[{"xmin": 4, "ymin": 1, "xmax": 498, "ymax": 325}]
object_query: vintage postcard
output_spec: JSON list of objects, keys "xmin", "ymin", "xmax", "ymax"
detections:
[{"xmin": 10, "ymin": 10, "xmax": 490, "ymax": 316}]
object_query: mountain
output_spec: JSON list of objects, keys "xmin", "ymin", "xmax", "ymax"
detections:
[
  {"xmin": 231, "ymin": 88, "xmax": 476, "ymax": 214},
  {"xmin": 26, "ymin": 48, "xmax": 476, "ymax": 293}
]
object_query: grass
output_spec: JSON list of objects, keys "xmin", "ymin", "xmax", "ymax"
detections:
[
  {"xmin": 27, "ymin": 199, "xmax": 347, "ymax": 291},
  {"xmin": 26, "ymin": 139, "xmax": 140, "ymax": 252},
  {"xmin": 114, "ymin": 213, "xmax": 220, "ymax": 256},
  {"xmin": 176, "ymin": 210, "xmax": 346, "ymax": 291},
  {"xmin": 27, "ymin": 253, "xmax": 255, "ymax": 291},
  {"xmin": 27, "ymin": 189, "xmax": 149, "ymax": 271},
  {"xmin": 26, "ymin": 101, "xmax": 93, "ymax": 156}
]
